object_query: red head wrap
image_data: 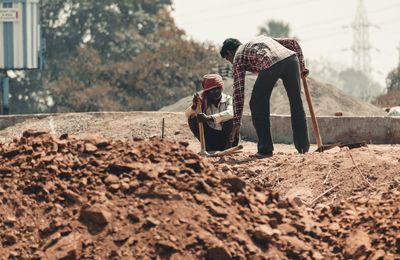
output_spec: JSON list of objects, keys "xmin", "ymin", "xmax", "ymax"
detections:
[
  {"xmin": 202, "ymin": 74, "xmax": 224, "ymax": 92},
  {"xmin": 199, "ymin": 74, "xmax": 224, "ymax": 113}
]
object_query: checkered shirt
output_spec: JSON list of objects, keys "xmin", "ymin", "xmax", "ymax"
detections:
[{"xmin": 232, "ymin": 35, "xmax": 308, "ymax": 125}]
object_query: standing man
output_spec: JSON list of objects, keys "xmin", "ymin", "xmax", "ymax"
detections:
[
  {"xmin": 185, "ymin": 74, "xmax": 239, "ymax": 151},
  {"xmin": 220, "ymin": 35, "xmax": 310, "ymax": 157}
]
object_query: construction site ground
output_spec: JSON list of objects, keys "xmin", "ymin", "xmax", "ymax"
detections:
[
  {"xmin": 1, "ymin": 111, "xmax": 397, "ymax": 204},
  {"xmin": 1, "ymin": 111, "xmax": 399, "ymax": 258}
]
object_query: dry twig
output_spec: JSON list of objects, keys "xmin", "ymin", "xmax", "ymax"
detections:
[
  {"xmin": 323, "ymin": 168, "xmax": 332, "ymax": 184},
  {"xmin": 346, "ymin": 148, "xmax": 375, "ymax": 189},
  {"xmin": 310, "ymin": 182, "xmax": 342, "ymax": 207}
]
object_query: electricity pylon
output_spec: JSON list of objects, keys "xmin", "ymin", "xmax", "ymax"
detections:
[
  {"xmin": 397, "ymin": 43, "xmax": 400, "ymax": 67},
  {"xmin": 351, "ymin": 0, "xmax": 375, "ymax": 74}
]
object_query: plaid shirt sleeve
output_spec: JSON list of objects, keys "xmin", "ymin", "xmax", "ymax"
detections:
[
  {"xmin": 274, "ymin": 38, "xmax": 308, "ymax": 75},
  {"xmin": 232, "ymin": 60, "xmax": 246, "ymax": 126}
]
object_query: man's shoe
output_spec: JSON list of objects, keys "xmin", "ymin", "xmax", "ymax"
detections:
[
  {"xmin": 297, "ymin": 147, "xmax": 310, "ymax": 154},
  {"xmin": 250, "ymin": 152, "xmax": 273, "ymax": 159},
  {"xmin": 298, "ymin": 149, "xmax": 309, "ymax": 154}
]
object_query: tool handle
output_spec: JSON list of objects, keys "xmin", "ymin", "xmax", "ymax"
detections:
[
  {"xmin": 301, "ymin": 75, "xmax": 323, "ymax": 148},
  {"xmin": 198, "ymin": 122, "xmax": 206, "ymax": 153},
  {"xmin": 196, "ymin": 96, "xmax": 207, "ymax": 153},
  {"xmin": 211, "ymin": 145, "xmax": 243, "ymax": 157}
]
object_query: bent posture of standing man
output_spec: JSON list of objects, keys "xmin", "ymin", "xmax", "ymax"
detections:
[{"xmin": 220, "ymin": 35, "xmax": 310, "ymax": 157}]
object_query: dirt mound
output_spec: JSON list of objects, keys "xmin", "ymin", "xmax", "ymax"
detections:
[
  {"xmin": 314, "ymin": 191, "xmax": 400, "ymax": 258},
  {"xmin": 211, "ymin": 145, "xmax": 400, "ymax": 204},
  {"xmin": 1, "ymin": 131, "xmax": 399, "ymax": 258},
  {"xmin": 161, "ymin": 76, "xmax": 386, "ymax": 117}
]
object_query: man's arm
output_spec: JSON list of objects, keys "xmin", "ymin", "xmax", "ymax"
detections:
[
  {"xmin": 185, "ymin": 106, "xmax": 196, "ymax": 119},
  {"xmin": 274, "ymin": 38, "xmax": 309, "ymax": 76},
  {"xmin": 232, "ymin": 62, "xmax": 246, "ymax": 126},
  {"xmin": 212, "ymin": 95, "xmax": 234, "ymax": 124},
  {"xmin": 225, "ymin": 62, "xmax": 245, "ymax": 147},
  {"xmin": 185, "ymin": 93, "xmax": 201, "ymax": 118}
]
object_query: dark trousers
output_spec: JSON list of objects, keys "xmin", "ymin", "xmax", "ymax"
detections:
[
  {"xmin": 250, "ymin": 55, "xmax": 310, "ymax": 154},
  {"xmin": 188, "ymin": 117, "xmax": 238, "ymax": 151}
]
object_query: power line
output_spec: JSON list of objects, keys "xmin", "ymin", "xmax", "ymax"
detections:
[
  {"xmin": 295, "ymin": 14, "xmax": 399, "ymax": 43},
  {"xmin": 369, "ymin": 1, "xmax": 400, "ymax": 14},
  {"xmin": 175, "ymin": 0, "xmax": 400, "ymax": 30},
  {"xmin": 295, "ymin": 1, "xmax": 400, "ymax": 33},
  {"xmin": 173, "ymin": 0, "xmax": 400, "ymax": 54},
  {"xmin": 378, "ymin": 17, "xmax": 400, "ymax": 25},
  {"xmin": 295, "ymin": 15, "xmax": 399, "ymax": 42},
  {"xmin": 293, "ymin": 16, "xmax": 399, "ymax": 46},
  {"xmin": 301, "ymin": 29, "xmax": 346, "ymax": 42},
  {"xmin": 173, "ymin": 0, "xmax": 267, "ymax": 19},
  {"xmin": 176, "ymin": 0, "xmax": 320, "ymax": 25}
]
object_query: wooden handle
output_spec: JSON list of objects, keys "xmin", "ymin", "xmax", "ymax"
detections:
[
  {"xmin": 196, "ymin": 96, "xmax": 207, "ymax": 153},
  {"xmin": 301, "ymin": 75, "xmax": 323, "ymax": 148},
  {"xmin": 198, "ymin": 121, "xmax": 206, "ymax": 153},
  {"xmin": 211, "ymin": 145, "xmax": 243, "ymax": 157}
]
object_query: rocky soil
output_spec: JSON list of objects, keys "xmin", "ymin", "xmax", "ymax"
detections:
[
  {"xmin": 0, "ymin": 112, "xmax": 399, "ymax": 259},
  {"xmin": 210, "ymin": 144, "xmax": 400, "ymax": 204}
]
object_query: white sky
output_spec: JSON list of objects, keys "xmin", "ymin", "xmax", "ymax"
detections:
[{"xmin": 171, "ymin": 0, "xmax": 400, "ymax": 86}]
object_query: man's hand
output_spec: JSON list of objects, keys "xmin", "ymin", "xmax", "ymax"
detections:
[
  {"xmin": 197, "ymin": 113, "xmax": 213, "ymax": 123},
  {"xmin": 191, "ymin": 93, "xmax": 201, "ymax": 110},
  {"xmin": 302, "ymin": 69, "xmax": 310, "ymax": 78},
  {"xmin": 227, "ymin": 125, "xmax": 241, "ymax": 148}
]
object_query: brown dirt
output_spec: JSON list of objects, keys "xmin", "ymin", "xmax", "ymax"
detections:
[
  {"xmin": 0, "ymin": 112, "xmax": 399, "ymax": 259},
  {"xmin": 212, "ymin": 144, "xmax": 400, "ymax": 201},
  {"xmin": 161, "ymin": 75, "xmax": 386, "ymax": 117}
]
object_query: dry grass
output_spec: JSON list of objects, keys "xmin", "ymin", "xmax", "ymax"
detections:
[{"xmin": 373, "ymin": 89, "xmax": 400, "ymax": 108}]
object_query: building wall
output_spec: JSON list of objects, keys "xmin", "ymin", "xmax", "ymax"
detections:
[
  {"xmin": 0, "ymin": 0, "xmax": 40, "ymax": 69},
  {"xmin": 242, "ymin": 115, "xmax": 400, "ymax": 144},
  {"xmin": 0, "ymin": 112, "xmax": 399, "ymax": 144}
]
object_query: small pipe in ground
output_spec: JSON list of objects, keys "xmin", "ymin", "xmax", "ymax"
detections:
[{"xmin": 161, "ymin": 118, "xmax": 165, "ymax": 139}]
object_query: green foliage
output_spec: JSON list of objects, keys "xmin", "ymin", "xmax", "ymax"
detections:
[
  {"xmin": 372, "ymin": 66, "xmax": 400, "ymax": 107},
  {"xmin": 386, "ymin": 66, "xmax": 400, "ymax": 92},
  {"xmin": 6, "ymin": 75, "xmax": 46, "ymax": 114},
  {"xmin": 373, "ymin": 90, "xmax": 400, "ymax": 107},
  {"xmin": 45, "ymin": 47, "xmax": 129, "ymax": 112},
  {"xmin": 47, "ymin": 24, "xmax": 221, "ymax": 112},
  {"xmin": 42, "ymin": 0, "xmax": 173, "ymax": 62},
  {"xmin": 258, "ymin": 20, "xmax": 291, "ymax": 38},
  {"xmin": 8, "ymin": 0, "xmax": 224, "ymax": 114}
]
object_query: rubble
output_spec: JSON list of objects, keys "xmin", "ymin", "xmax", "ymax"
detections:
[{"xmin": 0, "ymin": 131, "xmax": 399, "ymax": 259}]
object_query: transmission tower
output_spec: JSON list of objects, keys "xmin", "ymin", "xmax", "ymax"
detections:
[
  {"xmin": 397, "ymin": 43, "xmax": 400, "ymax": 67},
  {"xmin": 351, "ymin": 0, "xmax": 373, "ymax": 74}
]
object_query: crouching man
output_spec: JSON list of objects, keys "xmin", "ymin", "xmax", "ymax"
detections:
[{"xmin": 186, "ymin": 74, "xmax": 239, "ymax": 151}]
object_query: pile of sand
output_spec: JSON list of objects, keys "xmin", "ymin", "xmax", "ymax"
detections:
[
  {"xmin": 0, "ymin": 131, "xmax": 399, "ymax": 258},
  {"xmin": 161, "ymin": 75, "xmax": 386, "ymax": 117}
]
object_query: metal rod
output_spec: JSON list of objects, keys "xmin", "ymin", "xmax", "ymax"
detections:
[
  {"xmin": 2, "ymin": 74, "xmax": 9, "ymax": 115},
  {"xmin": 161, "ymin": 118, "xmax": 165, "ymax": 139},
  {"xmin": 0, "ymin": 72, "xmax": 2, "ymax": 115},
  {"xmin": 0, "ymin": 71, "xmax": 10, "ymax": 115}
]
